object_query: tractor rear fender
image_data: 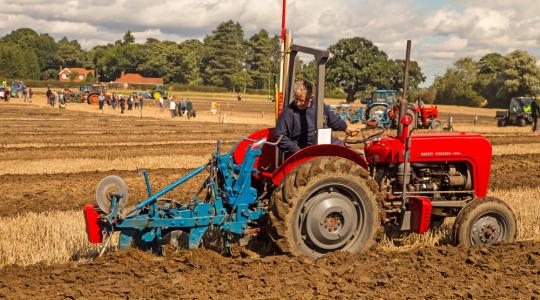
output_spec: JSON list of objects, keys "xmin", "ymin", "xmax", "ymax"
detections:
[
  {"xmin": 232, "ymin": 128, "xmax": 277, "ymax": 179},
  {"xmin": 232, "ymin": 128, "xmax": 369, "ymax": 183},
  {"xmin": 271, "ymin": 144, "xmax": 368, "ymax": 186}
]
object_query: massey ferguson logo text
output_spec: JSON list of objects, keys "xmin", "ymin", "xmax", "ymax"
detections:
[{"xmin": 420, "ymin": 152, "xmax": 463, "ymax": 157}]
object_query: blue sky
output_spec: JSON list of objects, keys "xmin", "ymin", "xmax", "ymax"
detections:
[{"xmin": 0, "ymin": 0, "xmax": 538, "ymax": 86}]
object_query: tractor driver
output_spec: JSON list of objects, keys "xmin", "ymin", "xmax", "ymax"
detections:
[{"xmin": 274, "ymin": 79, "xmax": 359, "ymax": 157}]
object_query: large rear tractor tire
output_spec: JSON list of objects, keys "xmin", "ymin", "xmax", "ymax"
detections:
[
  {"xmin": 519, "ymin": 118, "xmax": 527, "ymax": 127},
  {"xmin": 89, "ymin": 93, "xmax": 99, "ymax": 105},
  {"xmin": 497, "ymin": 119, "xmax": 506, "ymax": 127},
  {"xmin": 267, "ymin": 157, "xmax": 381, "ymax": 259},
  {"xmin": 453, "ymin": 197, "xmax": 517, "ymax": 248},
  {"xmin": 152, "ymin": 91, "xmax": 162, "ymax": 100}
]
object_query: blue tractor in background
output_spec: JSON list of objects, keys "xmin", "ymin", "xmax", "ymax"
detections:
[
  {"xmin": 10, "ymin": 81, "xmax": 26, "ymax": 98},
  {"xmin": 361, "ymin": 90, "xmax": 398, "ymax": 129}
]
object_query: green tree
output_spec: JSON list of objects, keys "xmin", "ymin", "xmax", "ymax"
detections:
[
  {"xmin": 85, "ymin": 72, "xmax": 95, "ymax": 83},
  {"xmin": 327, "ymin": 37, "xmax": 390, "ymax": 102},
  {"xmin": 202, "ymin": 20, "xmax": 247, "ymax": 89},
  {"xmin": 476, "ymin": 53, "xmax": 505, "ymax": 106},
  {"xmin": 246, "ymin": 29, "xmax": 278, "ymax": 89},
  {"xmin": 0, "ymin": 42, "xmax": 40, "ymax": 79},
  {"xmin": 1, "ymin": 28, "xmax": 58, "ymax": 77},
  {"xmin": 88, "ymin": 37, "xmax": 145, "ymax": 82},
  {"xmin": 432, "ymin": 58, "xmax": 485, "ymax": 107},
  {"xmin": 178, "ymin": 39, "xmax": 205, "ymax": 85},
  {"xmin": 498, "ymin": 50, "xmax": 540, "ymax": 105},
  {"xmin": 231, "ymin": 69, "xmax": 254, "ymax": 93},
  {"xmin": 386, "ymin": 59, "xmax": 426, "ymax": 91},
  {"xmin": 69, "ymin": 71, "xmax": 80, "ymax": 82},
  {"xmin": 123, "ymin": 30, "xmax": 135, "ymax": 44},
  {"xmin": 431, "ymin": 51, "xmax": 540, "ymax": 108},
  {"xmin": 138, "ymin": 39, "xmax": 185, "ymax": 83},
  {"xmin": 55, "ymin": 37, "xmax": 86, "ymax": 67},
  {"xmin": 86, "ymin": 44, "xmax": 112, "ymax": 82},
  {"xmin": 409, "ymin": 87, "xmax": 436, "ymax": 103},
  {"xmin": 297, "ymin": 59, "xmax": 316, "ymax": 82}
]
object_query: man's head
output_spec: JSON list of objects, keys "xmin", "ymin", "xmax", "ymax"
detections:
[{"xmin": 293, "ymin": 79, "xmax": 314, "ymax": 110}]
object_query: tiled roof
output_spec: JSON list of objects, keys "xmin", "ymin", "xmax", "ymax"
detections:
[
  {"xmin": 113, "ymin": 73, "xmax": 163, "ymax": 85},
  {"xmin": 59, "ymin": 68, "xmax": 94, "ymax": 75}
]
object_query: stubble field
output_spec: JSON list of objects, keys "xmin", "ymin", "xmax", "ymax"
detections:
[{"xmin": 0, "ymin": 94, "xmax": 539, "ymax": 298}]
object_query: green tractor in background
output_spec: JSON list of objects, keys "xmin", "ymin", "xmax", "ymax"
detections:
[
  {"xmin": 495, "ymin": 96, "xmax": 535, "ymax": 127},
  {"xmin": 151, "ymin": 85, "xmax": 169, "ymax": 100}
]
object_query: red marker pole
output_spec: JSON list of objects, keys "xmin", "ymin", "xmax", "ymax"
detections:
[
  {"xmin": 277, "ymin": 0, "xmax": 286, "ymax": 120},
  {"xmin": 281, "ymin": 0, "xmax": 286, "ymax": 41}
]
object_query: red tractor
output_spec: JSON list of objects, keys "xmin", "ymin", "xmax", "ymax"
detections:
[
  {"xmin": 413, "ymin": 105, "xmax": 442, "ymax": 129},
  {"xmin": 84, "ymin": 43, "xmax": 516, "ymax": 259},
  {"xmin": 236, "ymin": 43, "xmax": 516, "ymax": 257},
  {"xmin": 389, "ymin": 102, "xmax": 441, "ymax": 130},
  {"xmin": 79, "ymin": 84, "xmax": 111, "ymax": 104}
]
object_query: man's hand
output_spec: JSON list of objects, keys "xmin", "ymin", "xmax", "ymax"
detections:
[{"xmin": 345, "ymin": 125, "xmax": 360, "ymax": 136}]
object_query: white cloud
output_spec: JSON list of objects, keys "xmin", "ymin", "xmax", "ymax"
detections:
[{"xmin": 0, "ymin": 0, "xmax": 538, "ymax": 86}]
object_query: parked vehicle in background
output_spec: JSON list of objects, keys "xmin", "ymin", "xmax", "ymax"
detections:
[
  {"xmin": 151, "ymin": 85, "xmax": 169, "ymax": 100},
  {"xmin": 78, "ymin": 84, "xmax": 111, "ymax": 104},
  {"xmin": 496, "ymin": 96, "xmax": 535, "ymax": 127},
  {"xmin": 10, "ymin": 81, "xmax": 26, "ymax": 98},
  {"xmin": 413, "ymin": 105, "xmax": 442, "ymax": 130},
  {"xmin": 136, "ymin": 91, "xmax": 152, "ymax": 99},
  {"xmin": 331, "ymin": 104, "xmax": 366, "ymax": 124},
  {"xmin": 362, "ymin": 90, "xmax": 401, "ymax": 129}
]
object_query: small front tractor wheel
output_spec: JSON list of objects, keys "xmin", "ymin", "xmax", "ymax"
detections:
[
  {"xmin": 519, "ymin": 118, "xmax": 527, "ymax": 127},
  {"xmin": 430, "ymin": 119, "xmax": 442, "ymax": 130},
  {"xmin": 453, "ymin": 197, "xmax": 517, "ymax": 248},
  {"xmin": 497, "ymin": 119, "xmax": 506, "ymax": 127},
  {"xmin": 152, "ymin": 90, "xmax": 162, "ymax": 100},
  {"xmin": 267, "ymin": 157, "xmax": 380, "ymax": 259}
]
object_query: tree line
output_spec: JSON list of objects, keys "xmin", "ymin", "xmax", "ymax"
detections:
[
  {"xmin": 0, "ymin": 22, "xmax": 280, "ymax": 93},
  {"xmin": 430, "ymin": 51, "xmax": 540, "ymax": 108},
  {"xmin": 0, "ymin": 21, "xmax": 427, "ymax": 101},
  {"xmin": 2, "ymin": 21, "xmax": 539, "ymax": 107}
]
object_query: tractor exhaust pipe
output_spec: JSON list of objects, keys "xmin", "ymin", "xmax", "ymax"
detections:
[
  {"xmin": 399, "ymin": 40, "xmax": 412, "ymax": 216},
  {"xmin": 398, "ymin": 40, "xmax": 411, "ymax": 136}
]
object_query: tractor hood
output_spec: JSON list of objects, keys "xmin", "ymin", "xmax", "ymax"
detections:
[
  {"xmin": 364, "ymin": 133, "xmax": 492, "ymax": 164},
  {"xmin": 364, "ymin": 132, "xmax": 492, "ymax": 197}
]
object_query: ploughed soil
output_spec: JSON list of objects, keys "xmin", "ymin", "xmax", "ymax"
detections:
[
  {"xmin": 1, "ymin": 102, "xmax": 540, "ymax": 298},
  {"xmin": 1, "ymin": 242, "xmax": 539, "ymax": 299},
  {"xmin": 0, "ymin": 169, "xmax": 206, "ymax": 217},
  {"xmin": 0, "ymin": 104, "xmax": 538, "ymax": 217},
  {"xmin": 491, "ymin": 154, "xmax": 540, "ymax": 190},
  {"xmin": 1, "ymin": 154, "xmax": 537, "ymax": 217}
]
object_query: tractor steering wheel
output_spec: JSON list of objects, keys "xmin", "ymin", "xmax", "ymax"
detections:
[{"xmin": 344, "ymin": 127, "xmax": 385, "ymax": 145}]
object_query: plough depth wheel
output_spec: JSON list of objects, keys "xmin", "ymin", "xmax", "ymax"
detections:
[{"xmin": 96, "ymin": 175, "xmax": 129, "ymax": 213}]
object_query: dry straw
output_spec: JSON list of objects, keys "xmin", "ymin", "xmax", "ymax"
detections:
[
  {"xmin": 1, "ymin": 187, "xmax": 538, "ymax": 267},
  {"xmin": 0, "ymin": 210, "xmax": 99, "ymax": 266},
  {"xmin": 376, "ymin": 187, "xmax": 540, "ymax": 251},
  {"xmin": 492, "ymin": 143, "xmax": 540, "ymax": 156},
  {"xmin": 0, "ymin": 140, "xmax": 234, "ymax": 149}
]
